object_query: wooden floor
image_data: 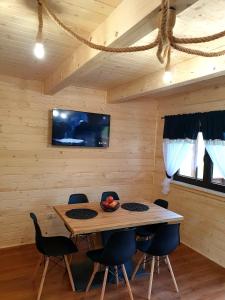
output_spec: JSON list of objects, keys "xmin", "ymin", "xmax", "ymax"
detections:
[{"xmin": 0, "ymin": 243, "xmax": 224, "ymax": 300}]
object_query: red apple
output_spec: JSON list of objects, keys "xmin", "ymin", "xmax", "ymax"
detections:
[
  {"xmin": 102, "ymin": 200, "xmax": 110, "ymax": 207},
  {"xmin": 106, "ymin": 196, "xmax": 114, "ymax": 203},
  {"xmin": 109, "ymin": 200, "xmax": 118, "ymax": 208}
]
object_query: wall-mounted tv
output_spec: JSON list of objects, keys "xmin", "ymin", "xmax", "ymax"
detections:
[{"xmin": 52, "ymin": 109, "xmax": 110, "ymax": 147}]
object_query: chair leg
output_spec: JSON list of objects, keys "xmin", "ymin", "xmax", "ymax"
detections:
[
  {"xmin": 122, "ymin": 264, "xmax": 134, "ymax": 300},
  {"xmin": 143, "ymin": 254, "xmax": 147, "ymax": 270},
  {"xmin": 115, "ymin": 266, "xmax": 119, "ymax": 287},
  {"xmin": 157, "ymin": 256, "xmax": 160, "ymax": 274},
  {"xmin": 131, "ymin": 253, "xmax": 145, "ymax": 281},
  {"xmin": 100, "ymin": 266, "xmax": 109, "ymax": 300},
  {"xmin": 68, "ymin": 254, "xmax": 73, "ymax": 265},
  {"xmin": 64, "ymin": 255, "xmax": 75, "ymax": 292},
  {"xmin": 166, "ymin": 256, "xmax": 179, "ymax": 293},
  {"xmin": 86, "ymin": 262, "xmax": 100, "ymax": 293},
  {"xmin": 147, "ymin": 256, "xmax": 155, "ymax": 300},
  {"xmin": 37, "ymin": 256, "xmax": 49, "ymax": 300},
  {"xmin": 87, "ymin": 234, "xmax": 94, "ymax": 250}
]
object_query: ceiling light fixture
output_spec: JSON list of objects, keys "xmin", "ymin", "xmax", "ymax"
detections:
[
  {"xmin": 35, "ymin": 0, "xmax": 225, "ymax": 78},
  {"xmin": 163, "ymin": 70, "xmax": 172, "ymax": 83}
]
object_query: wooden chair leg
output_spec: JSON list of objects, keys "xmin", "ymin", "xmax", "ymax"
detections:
[
  {"xmin": 100, "ymin": 266, "xmax": 109, "ymax": 300},
  {"xmin": 86, "ymin": 262, "xmax": 100, "ymax": 293},
  {"xmin": 131, "ymin": 253, "xmax": 145, "ymax": 280},
  {"xmin": 143, "ymin": 254, "xmax": 147, "ymax": 270},
  {"xmin": 37, "ymin": 257, "xmax": 49, "ymax": 300},
  {"xmin": 122, "ymin": 264, "xmax": 134, "ymax": 300},
  {"xmin": 32, "ymin": 255, "xmax": 44, "ymax": 284},
  {"xmin": 87, "ymin": 234, "xmax": 94, "ymax": 250},
  {"xmin": 166, "ymin": 256, "xmax": 179, "ymax": 293},
  {"xmin": 64, "ymin": 255, "xmax": 75, "ymax": 292},
  {"xmin": 68, "ymin": 254, "xmax": 73, "ymax": 265},
  {"xmin": 157, "ymin": 256, "xmax": 160, "ymax": 274},
  {"xmin": 147, "ymin": 256, "xmax": 155, "ymax": 300},
  {"xmin": 115, "ymin": 266, "xmax": 119, "ymax": 287}
]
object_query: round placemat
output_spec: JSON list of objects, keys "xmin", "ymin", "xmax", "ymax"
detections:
[
  {"xmin": 65, "ymin": 208, "xmax": 98, "ymax": 219},
  {"xmin": 121, "ymin": 202, "xmax": 149, "ymax": 212}
]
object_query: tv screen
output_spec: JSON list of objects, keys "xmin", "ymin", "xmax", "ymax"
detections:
[{"xmin": 52, "ymin": 109, "xmax": 110, "ymax": 147}]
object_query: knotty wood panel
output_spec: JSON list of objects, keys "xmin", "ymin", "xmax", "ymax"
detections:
[
  {"xmin": 153, "ymin": 81, "xmax": 225, "ymax": 268},
  {"xmin": 0, "ymin": 75, "xmax": 157, "ymax": 248}
]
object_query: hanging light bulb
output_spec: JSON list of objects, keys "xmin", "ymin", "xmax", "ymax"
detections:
[
  {"xmin": 34, "ymin": 42, "xmax": 45, "ymax": 59},
  {"xmin": 163, "ymin": 70, "xmax": 172, "ymax": 83}
]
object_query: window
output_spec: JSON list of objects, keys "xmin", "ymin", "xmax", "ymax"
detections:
[{"xmin": 174, "ymin": 132, "xmax": 225, "ymax": 193}]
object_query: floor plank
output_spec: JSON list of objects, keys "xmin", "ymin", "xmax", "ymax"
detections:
[{"xmin": 0, "ymin": 243, "xmax": 224, "ymax": 300}]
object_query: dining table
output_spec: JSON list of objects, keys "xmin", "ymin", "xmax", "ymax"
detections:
[{"xmin": 53, "ymin": 200, "xmax": 184, "ymax": 292}]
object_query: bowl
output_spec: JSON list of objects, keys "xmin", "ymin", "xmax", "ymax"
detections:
[{"xmin": 100, "ymin": 201, "xmax": 120, "ymax": 212}]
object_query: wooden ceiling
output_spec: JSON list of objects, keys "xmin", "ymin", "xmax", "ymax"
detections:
[
  {"xmin": 71, "ymin": 0, "xmax": 225, "ymax": 89},
  {"xmin": 0, "ymin": 0, "xmax": 225, "ymax": 98},
  {"xmin": 0, "ymin": 0, "xmax": 122, "ymax": 80}
]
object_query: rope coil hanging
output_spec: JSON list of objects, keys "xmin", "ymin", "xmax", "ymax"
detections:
[
  {"xmin": 36, "ymin": 1, "xmax": 43, "ymax": 42},
  {"xmin": 36, "ymin": 0, "xmax": 225, "ymax": 71}
]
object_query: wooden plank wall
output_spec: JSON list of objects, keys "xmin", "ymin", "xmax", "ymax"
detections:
[
  {"xmin": 0, "ymin": 75, "xmax": 157, "ymax": 248},
  {"xmin": 153, "ymin": 82, "xmax": 225, "ymax": 268}
]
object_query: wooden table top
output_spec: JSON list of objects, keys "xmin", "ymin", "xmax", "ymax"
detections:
[{"xmin": 53, "ymin": 201, "xmax": 183, "ymax": 235}]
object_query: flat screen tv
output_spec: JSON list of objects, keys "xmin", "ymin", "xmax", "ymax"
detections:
[{"xmin": 52, "ymin": 109, "xmax": 110, "ymax": 147}]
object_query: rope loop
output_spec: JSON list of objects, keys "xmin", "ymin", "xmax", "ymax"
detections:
[{"xmin": 35, "ymin": 0, "xmax": 225, "ymax": 73}]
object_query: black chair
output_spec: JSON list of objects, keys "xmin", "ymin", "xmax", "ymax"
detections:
[
  {"xmin": 30, "ymin": 213, "xmax": 77, "ymax": 300},
  {"xmin": 154, "ymin": 199, "xmax": 168, "ymax": 209},
  {"xmin": 135, "ymin": 199, "xmax": 169, "ymax": 272},
  {"xmin": 136, "ymin": 199, "xmax": 169, "ymax": 238},
  {"xmin": 68, "ymin": 193, "xmax": 89, "ymax": 204},
  {"xmin": 132, "ymin": 223, "xmax": 180, "ymax": 300},
  {"xmin": 86, "ymin": 229, "xmax": 136, "ymax": 300},
  {"xmin": 101, "ymin": 191, "xmax": 120, "ymax": 201},
  {"xmin": 66, "ymin": 193, "xmax": 93, "ymax": 248}
]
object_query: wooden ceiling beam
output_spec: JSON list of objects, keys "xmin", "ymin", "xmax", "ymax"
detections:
[
  {"xmin": 44, "ymin": 0, "xmax": 163, "ymax": 94},
  {"xmin": 107, "ymin": 51, "xmax": 225, "ymax": 103}
]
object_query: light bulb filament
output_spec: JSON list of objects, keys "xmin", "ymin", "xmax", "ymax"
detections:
[{"xmin": 34, "ymin": 42, "xmax": 45, "ymax": 59}]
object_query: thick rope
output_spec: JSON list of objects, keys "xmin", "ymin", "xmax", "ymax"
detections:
[
  {"xmin": 36, "ymin": 0, "xmax": 225, "ymax": 72},
  {"xmin": 40, "ymin": 0, "xmax": 159, "ymax": 53},
  {"xmin": 172, "ymin": 29, "xmax": 225, "ymax": 44},
  {"xmin": 157, "ymin": 0, "xmax": 169, "ymax": 63},
  {"xmin": 36, "ymin": 1, "xmax": 43, "ymax": 42},
  {"xmin": 171, "ymin": 43, "xmax": 225, "ymax": 57}
]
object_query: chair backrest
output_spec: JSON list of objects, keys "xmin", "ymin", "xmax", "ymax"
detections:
[
  {"xmin": 68, "ymin": 193, "xmax": 89, "ymax": 204},
  {"xmin": 154, "ymin": 199, "xmax": 168, "ymax": 209},
  {"xmin": 101, "ymin": 229, "xmax": 136, "ymax": 266},
  {"xmin": 101, "ymin": 191, "xmax": 120, "ymax": 201},
  {"xmin": 30, "ymin": 212, "xmax": 45, "ymax": 254},
  {"xmin": 147, "ymin": 223, "xmax": 180, "ymax": 256}
]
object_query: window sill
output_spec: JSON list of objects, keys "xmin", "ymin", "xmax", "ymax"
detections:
[{"xmin": 172, "ymin": 180, "xmax": 225, "ymax": 202}]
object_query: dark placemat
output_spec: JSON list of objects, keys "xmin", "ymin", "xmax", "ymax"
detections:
[
  {"xmin": 121, "ymin": 202, "xmax": 149, "ymax": 212},
  {"xmin": 65, "ymin": 208, "xmax": 98, "ymax": 220}
]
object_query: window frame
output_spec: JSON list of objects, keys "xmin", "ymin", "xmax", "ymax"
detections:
[{"xmin": 174, "ymin": 150, "xmax": 225, "ymax": 193}]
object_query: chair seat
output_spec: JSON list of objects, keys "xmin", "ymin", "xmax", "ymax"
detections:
[
  {"xmin": 137, "ymin": 240, "xmax": 152, "ymax": 253},
  {"xmin": 41, "ymin": 236, "xmax": 78, "ymax": 256},
  {"xmin": 136, "ymin": 226, "xmax": 153, "ymax": 237},
  {"xmin": 87, "ymin": 248, "xmax": 104, "ymax": 263},
  {"xmin": 136, "ymin": 223, "xmax": 166, "ymax": 237}
]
